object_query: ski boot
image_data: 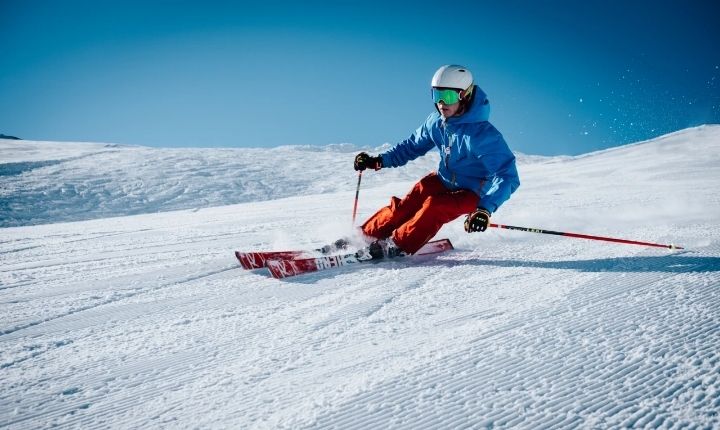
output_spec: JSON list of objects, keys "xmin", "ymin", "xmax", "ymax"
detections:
[
  {"xmin": 320, "ymin": 237, "xmax": 351, "ymax": 254},
  {"xmin": 355, "ymin": 238, "xmax": 407, "ymax": 261}
]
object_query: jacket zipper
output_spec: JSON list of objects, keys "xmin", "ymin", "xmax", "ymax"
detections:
[{"xmin": 442, "ymin": 122, "xmax": 456, "ymax": 186}]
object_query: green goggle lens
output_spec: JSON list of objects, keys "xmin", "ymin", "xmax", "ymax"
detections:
[{"xmin": 432, "ymin": 88, "xmax": 461, "ymax": 105}]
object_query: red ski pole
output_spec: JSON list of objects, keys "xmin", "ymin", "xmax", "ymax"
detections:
[
  {"xmin": 351, "ymin": 171, "xmax": 363, "ymax": 225},
  {"xmin": 489, "ymin": 223, "xmax": 683, "ymax": 250}
]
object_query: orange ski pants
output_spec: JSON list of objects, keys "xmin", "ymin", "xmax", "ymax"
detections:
[{"xmin": 361, "ymin": 172, "xmax": 479, "ymax": 254}]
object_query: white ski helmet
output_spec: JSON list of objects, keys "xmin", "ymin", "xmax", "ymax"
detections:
[{"xmin": 431, "ymin": 65, "xmax": 473, "ymax": 90}]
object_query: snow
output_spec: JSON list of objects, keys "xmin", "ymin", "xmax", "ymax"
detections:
[{"xmin": 1, "ymin": 125, "xmax": 720, "ymax": 429}]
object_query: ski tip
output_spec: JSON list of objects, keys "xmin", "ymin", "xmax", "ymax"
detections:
[
  {"xmin": 235, "ymin": 251, "xmax": 264, "ymax": 270},
  {"xmin": 234, "ymin": 251, "xmax": 248, "ymax": 269}
]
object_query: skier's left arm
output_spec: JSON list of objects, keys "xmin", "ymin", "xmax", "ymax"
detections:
[
  {"xmin": 465, "ymin": 153, "xmax": 519, "ymax": 233},
  {"xmin": 477, "ymin": 152, "xmax": 520, "ymax": 214}
]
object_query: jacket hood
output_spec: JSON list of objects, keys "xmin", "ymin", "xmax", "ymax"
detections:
[{"xmin": 439, "ymin": 85, "xmax": 490, "ymax": 125}]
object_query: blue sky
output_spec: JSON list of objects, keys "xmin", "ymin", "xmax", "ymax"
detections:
[{"xmin": 1, "ymin": 1, "xmax": 718, "ymax": 155}]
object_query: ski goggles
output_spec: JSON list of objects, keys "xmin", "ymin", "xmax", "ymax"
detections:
[{"xmin": 432, "ymin": 88, "xmax": 462, "ymax": 105}]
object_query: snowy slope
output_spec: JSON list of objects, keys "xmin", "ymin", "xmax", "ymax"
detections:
[
  {"xmin": 0, "ymin": 139, "xmax": 547, "ymax": 228},
  {"xmin": 1, "ymin": 126, "xmax": 719, "ymax": 429},
  {"xmin": 0, "ymin": 140, "xmax": 436, "ymax": 227}
]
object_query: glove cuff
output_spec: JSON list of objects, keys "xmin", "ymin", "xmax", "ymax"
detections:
[
  {"xmin": 475, "ymin": 208, "xmax": 491, "ymax": 217},
  {"xmin": 374, "ymin": 156, "xmax": 383, "ymax": 170}
]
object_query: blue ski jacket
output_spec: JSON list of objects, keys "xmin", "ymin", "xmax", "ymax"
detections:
[{"xmin": 379, "ymin": 86, "xmax": 520, "ymax": 214}]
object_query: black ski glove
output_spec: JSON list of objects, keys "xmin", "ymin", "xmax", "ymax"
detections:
[
  {"xmin": 464, "ymin": 208, "xmax": 491, "ymax": 233},
  {"xmin": 354, "ymin": 152, "xmax": 383, "ymax": 171}
]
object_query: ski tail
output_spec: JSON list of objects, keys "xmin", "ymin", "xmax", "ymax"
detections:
[
  {"xmin": 415, "ymin": 238, "xmax": 453, "ymax": 255},
  {"xmin": 267, "ymin": 238, "xmax": 453, "ymax": 279}
]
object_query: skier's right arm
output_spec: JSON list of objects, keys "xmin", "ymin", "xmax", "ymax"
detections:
[{"xmin": 380, "ymin": 118, "xmax": 435, "ymax": 168}]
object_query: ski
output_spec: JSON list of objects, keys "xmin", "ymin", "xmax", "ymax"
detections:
[
  {"xmin": 236, "ymin": 249, "xmax": 310, "ymax": 270},
  {"xmin": 266, "ymin": 239, "xmax": 454, "ymax": 279},
  {"xmin": 235, "ymin": 239, "xmax": 353, "ymax": 270}
]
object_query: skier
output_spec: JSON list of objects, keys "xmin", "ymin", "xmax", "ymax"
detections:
[{"xmin": 354, "ymin": 64, "xmax": 520, "ymax": 258}]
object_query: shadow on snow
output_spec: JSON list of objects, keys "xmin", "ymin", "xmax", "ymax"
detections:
[
  {"xmin": 268, "ymin": 252, "xmax": 720, "ymax": 284},
  {"xmin": 448, "ymin": 254, "xmax": 720, "ymax": 273}
]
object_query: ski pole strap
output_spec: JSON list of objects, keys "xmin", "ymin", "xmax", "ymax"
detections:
[{"xmin": 489, "ymin": 223, "xmax": 683, "ymax": 250}]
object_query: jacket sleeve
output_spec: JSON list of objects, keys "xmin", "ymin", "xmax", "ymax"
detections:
[
  {"xmin": 380, "ymin": 116, "xmax": 436, "ymax": 168},
  {"xmin": 477, "ymin": 153, "xmax": 520, "ymax": 214}
]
